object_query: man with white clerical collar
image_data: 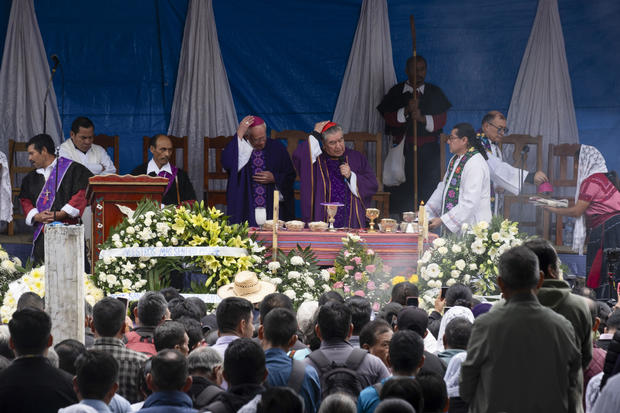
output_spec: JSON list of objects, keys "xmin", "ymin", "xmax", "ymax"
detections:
[
  {"xmin": 131, "ymin": 134, "xmax": 196, "ymax": 206},
  {"xmin": 222, "ymin": 115, "xmax": 296, "ymax": 227},
  {"xmin": 477, "ymin": 111, "xmax": 548, "ymax": 214},
  {"xmin": 59, "ymin": 116, "xmax": 116, "ymax": 175},
  {"xmin": 18, "ymin": 133, "xmax": 92, "ymax": 263},
  {"xmin": 293, "ymin": 120, "xmax": 378, "ymax": 228}
]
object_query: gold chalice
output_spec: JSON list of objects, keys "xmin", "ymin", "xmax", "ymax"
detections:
[
  {"xmin": 322, "ymin": 203, "xmax": 343, "ymax": 231},
  {"xmin": 366, "ymin": 208, "xmax": 380, "ymax": 232}
]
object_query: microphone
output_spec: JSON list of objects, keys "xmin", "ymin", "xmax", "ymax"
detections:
[
  {"xmin": 338, "ymin": 156, "xmax": 350, "ymax": 183},
  {"xmin": 43, "ymin": 54, "xmax": 61, "ymax": 135}
]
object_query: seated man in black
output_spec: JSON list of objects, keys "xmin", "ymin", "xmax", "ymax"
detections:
[{"xmin": 131, "ymin": 134, "xmax": 196, "ymax": 205}]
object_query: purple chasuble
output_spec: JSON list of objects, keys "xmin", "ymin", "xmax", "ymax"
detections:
[
  {"xmin": 33, "ymin": 157, "xmax": 73, "ymax": 245},
  {"xmin": 250, "ymin": 150, "xmax": 266, "ymax": 208},
  {"xmin": 158, "ymin": 164, "xmax": 179, "ymax": 196},
  {"xmin": 324, "ymin": 157, "xmax": 351, "ymax": 227}
]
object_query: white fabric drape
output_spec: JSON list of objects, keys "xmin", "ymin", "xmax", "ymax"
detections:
[
  {"xmin": 332, "ymin": 0, "xmax": 396, "ymax": 135},
  {"xmin": 168, "ymin": 0, "xmax": 238, "ymax": 200},
  {"xmin": 0, "ymin": 0, "xmax": 63, "ymax": 148},
  {"xmin": 506, "ymin": 0, "xmax": 579, "ymax": 173}
]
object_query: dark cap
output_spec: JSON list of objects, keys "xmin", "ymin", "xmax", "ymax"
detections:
[{"xmin": 397, "ymin": 307, "xmax": 428, "ymax": 336}]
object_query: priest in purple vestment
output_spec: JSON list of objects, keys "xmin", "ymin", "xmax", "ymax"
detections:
[
  {"xmin": 222, "ymin": 115, "xmax": 296, "ymax": 227},
  {"xmin": 292, "ymin": 121, "xmax": 378, "ymax": 228}
]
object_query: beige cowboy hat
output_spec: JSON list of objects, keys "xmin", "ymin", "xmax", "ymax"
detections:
[{"xmin": 217, "ymin": 271, "xmax": 276, "ymax": 304}]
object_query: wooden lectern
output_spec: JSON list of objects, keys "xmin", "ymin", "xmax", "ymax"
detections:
[{"xmin": 86, "ymin": 174, "xmax": 168, "ymax": 265}]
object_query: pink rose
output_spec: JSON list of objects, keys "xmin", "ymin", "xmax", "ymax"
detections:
[
  {"xmin": 367, "ymin": 249, "xmax": 375, "ymax": 255},
  {"xmin": 344, "ymin": 265, "xmax": 354, "ymax": 272},
  {"xmin": 344, "ymin": 286, "xmax": 351, "ymax": 294},
  {"xmin": 367, "ymin": 281, "xmax": 376, "ymax": 290},
  {"xmin": 372, "ymin": 302, "xmax": 380, "ymax": 312},
  {"xmin": 352, "ymin": 257, "xmax": 362, "ymax": 265},
  {"xmin": 354, "ymin": 272, "xmax": 363, "ymax": 281},
  {"xmin": 328, "ymin": 267, "xmax": 336, "ymax": 274},
  {"xmin": 333, "ymin": 281, "xmax": 344, "ymax": 289},
  {"xmin": 380, "ymin": 282, "xmax": 391, "ymax": 290},
  {"xmin": 354, "ymin": 290, "xmax": 366, "ymax": 297},
  {"xmin": 365, "ymin": 264, "xmax": 376, "ymax": 273},
  {"xmin": 344, "ymin": 251, "xmax": 351, "ymax": 257}
]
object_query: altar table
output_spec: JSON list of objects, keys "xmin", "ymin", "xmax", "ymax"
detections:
[{"xmin": 251, "ymin": 229, "xmax": 437, "ymax": 271}]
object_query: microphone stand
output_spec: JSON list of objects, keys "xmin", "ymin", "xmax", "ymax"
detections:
[{"xmin": 43, "ymin": 56, "xmax": 60, "ymax": 134}]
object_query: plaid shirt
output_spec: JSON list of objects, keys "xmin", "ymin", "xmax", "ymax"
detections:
[{"xmin": 91, "ymin": 337, "xmax": 148, "ymax": 403}]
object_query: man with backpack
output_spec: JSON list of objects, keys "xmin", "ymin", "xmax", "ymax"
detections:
[
  {"xmin": 357, "ymin": 330, "xmax": 426, "ymax": 413},
  {"xmin": 305, "ymin": 301, "xmax": 390, "ymax": 401},
  {"xmin": 125, "ymin": 292, "xmax": 169, "ymax": 356},
  {"xmin": 260, "ymin": 308, "xmax": 321, "ymax": 413}
]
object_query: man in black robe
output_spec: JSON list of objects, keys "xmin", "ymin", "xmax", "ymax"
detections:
[
  {"xmin": 19, "ymin": 134, "xmax": 92, "ymax": 263},
  {"xmin": 377, "ymin": 55, "xmax": 451, "ymax": 216},
  {"xmin": 131, "ymin": 134, "xmax": 197, "ymax": 205}
]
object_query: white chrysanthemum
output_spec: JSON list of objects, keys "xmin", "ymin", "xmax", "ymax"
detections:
[
  {"xmin": 438, "ymin": 246, "xmax": 448, "ymax": 255},
  {"xmin": 98, "ymin": 273, "xmax": 107, "ymax": 282},
  {"xmin": 111, "ymin": 234, "xmax": 120, "ymax": 242},
  {"xmin": 455, "ymin": 260, "xmax": 466, "ymax": 271},
  {"xmin": 421, "ymin": 251, "xmax": 432, "ymax": 263},
  {"xmin": 323, "ymin": 285, "xmax": 332, "ymax": 292},
  {"xmin": 1, "ymin": 260, "xmax": 15, "ymax": 272},
  {"xmin": 126, "ymin": 227, "xmax": 136, "ymax": 235},
  {"xmin": 320, "ymin": 269, "xmax": 330, "ymax": 282},
  {"xmin": 103, "ymin": 256, "xmax": 113, "ymax": 265},
  {"xmin": 306, "ymin": 277, "xmax": 315, "ymax": 288},
  {"xmin": 268, "ymin": 261, "xmax": 281, "ymax": 272},
  {"xmin": 11, "ymin": 256, "xmax": 21, "ymax": 267},
  {"xmin": 491, "ymin": 232, "xmax": 501, "ymax": 242},
  {"xmin": 446, "ymin": 278, "xmax": 456, "ymax": 287},
  {"xmin": 303, "ymin": 292, "xmax": 314, "ymax": 300},
  {"xmin": 144, "ymin": 218, "xmax": 152, "ymax": 227},
  {"xmin": 451, "ymin": 244, "xmax": 462, "ymax": 254},
  {"xmin": 283, "ymin": 289, "xmax": 296, "ymax": 300},
  {"xmin": 139, "ymin": 263, "xmax": 146, "ymax": 269},
  {"xmin": 433, "ymin": 238, "xmax": 446, "ymax": 247},
  {"xmin": 0, "ymin": 251, "xmax": 8, "ymax": 260},
  {"xmin": 511, "ymin": 239, "xmax": 523, "ymax": 247},
  {"xmin": 469, "ymin": 263, "xmax": 477, "ymax": 271},
  {"xmin": 271, "ymin": 277, "xmax": 282, "ymax": 285},
  {"xmin": 114, "ymin": 240, "xmax": 123, "ymax": 248},
  {"xmin": 451, "ymin": 270, "xmax": 460, "ymax": 278},
  {"xmin": 122, "ymin": 279, "xmax": 132, "ymax": 290},
  {"xmin": 106, "ymin": 274, "xmax": 117, "ymax": 285},
  {"xmin": 171, "ymin": 237, "xmax": 179, "ymax": 246},
  {"xmin": 478, "ymin": 221, "xmax": 489, "ymax": 230},
  {"xmin": 463, "ymin": 274, "xmax": 471, "ymax": 283},
  {"xmin": 290, "ymin": 256, "xmax": 304, "ymax": 266},
  {"xmin": 471, "ymin": 241, "xmax": 485, "ymax": 255},
  {"xmin": 155, "ymin": 241, "xmax": 163, "ymax": 247},
  {"xmin": 122, "ymin": 262, "xmax": 136, "ymax": 273},
  {"xmin": 288, "ymin": 271, "xmax": 301, "ymax": 279}
]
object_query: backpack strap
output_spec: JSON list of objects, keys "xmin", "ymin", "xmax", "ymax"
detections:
[
  {"xmin": 287, "ymin": 359, "xmax": 306, "ymax": 393},
  {"xmin": 307, "ymin": 349, "xmax": 332, "ymax": 373},
  {"xmin": 344, "ymin": 348, "xmax": 368, "ymax": 370}
]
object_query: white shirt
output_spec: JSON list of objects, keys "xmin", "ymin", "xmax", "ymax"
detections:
[
  {"xmin": 59, "ymin": 140, "xmax": 116, "ymax": 175},
  {"xmin": 426, "ymin": 152, "xmax": 492, "ymax": 233},
  {"xmin": 307, "ymin": 134, "xmax": 360, "ymax": 198},
  {"xmin": 25, "ymin": 158, "xmax": 80, "ymax": 226},
  {"xmin": 396, "ymin": 83, "xmax": 435, "ymax": 133},
  {"xmin": 146, "ymin": 158, "xmax": 173, "ymax": 175}
]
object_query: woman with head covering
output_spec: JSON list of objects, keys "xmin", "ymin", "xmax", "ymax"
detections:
[{"xmin": 545, "ymin": 145, "xmax": 620, "ymax": 298}]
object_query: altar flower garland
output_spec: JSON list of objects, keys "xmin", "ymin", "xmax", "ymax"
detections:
[
  {"xmin": 417, "ymin": 217, "xmax": 529, "ymax": 308},
  {"xmin": 94, "ymin": 200, "xmax": 267, "ymax": 294},
  {"xmin": 329, "ymin": 233, "xmax": 392, "ymax": 312},
  {"xmin": 0, "ymin": 266, "xmax": 104, "ymax": 323},
  {"xmin": 261, "ymin": 245, "xmax": 331, "ymax": 306}
]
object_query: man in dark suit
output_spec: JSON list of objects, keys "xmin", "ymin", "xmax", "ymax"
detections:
[{"xmin": 0, "ymin": 308, "xmax": 78, "ymax": 412}]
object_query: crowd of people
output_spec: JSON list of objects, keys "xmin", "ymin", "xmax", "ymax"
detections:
[{"xmin": 1, "ymin": 239, "xmax": 620, "ymax": 412}]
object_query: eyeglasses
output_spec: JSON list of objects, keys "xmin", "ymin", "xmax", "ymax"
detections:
[
  {"xmin": 446, "ymin": 135, "xmax": 463, "ymax": 142},
  {"xmin": 488, "ymin": 122, "xmax": 509, "ymax": 135}
]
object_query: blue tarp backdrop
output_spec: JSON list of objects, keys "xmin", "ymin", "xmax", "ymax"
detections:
[{"xmin": 0, "ymin": 0, "xmax": 618, "ymax": 175}]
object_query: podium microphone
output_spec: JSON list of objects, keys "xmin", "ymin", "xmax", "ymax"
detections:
[{"xmin": 43, "ymin": 54, "xmax": 61, "ymax": 135}]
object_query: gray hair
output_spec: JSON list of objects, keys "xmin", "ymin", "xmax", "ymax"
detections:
[
  {"xmin": 318, "ymin": 393, "xmax": 357, "ymax": 413},
  {"xmin": 322, "ymin": 124, "xmax": 343, "ymax": 139},
  {"xmin": 46, "ymin": 347, "xmax": 59, "ymax": 368},
  {"xmin": 187, "ymin": 346, "xmax": 223, "ymax": 374}
]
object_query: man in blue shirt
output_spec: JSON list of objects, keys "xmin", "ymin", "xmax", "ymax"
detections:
[
  {"xmin": 357, "ymin": 330, "xmax": 425, "ymax": 413},
  {"xmin": 140, "ymin": 349, "xmax": 196, "ymax": 412},
  {"xmin": 260, "ymin": 308, "xmax": 321, "ymax": 413}
]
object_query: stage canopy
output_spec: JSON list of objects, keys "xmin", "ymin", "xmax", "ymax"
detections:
[{"xmin": 0, "ymin": 0, "xmax": 617, "ymax": 175}]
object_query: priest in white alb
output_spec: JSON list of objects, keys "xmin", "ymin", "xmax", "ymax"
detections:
[
  {"xmin": 427, "ymin": 123, "xmax": 492, "ymax": 233},
  {"xmin": 59, "ymin": 117, "xmax": 116, "ymax": 175}
]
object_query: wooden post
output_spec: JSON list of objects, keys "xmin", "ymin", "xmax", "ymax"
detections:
[
  {"xmin": 45, "ymin": 224, "xmax": 85, "ymax": 344},
  {"xmin": 272, "ymin": 190, "xmax": 279, "ymax": 262},
  {"xmin": 410, "ymin": 15, "xmax": 419, "ymax": 211}
]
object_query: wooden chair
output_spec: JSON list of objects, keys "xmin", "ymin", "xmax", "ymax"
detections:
[
  {"xmin": 93, "ymin": 134, "xmax": 119, "ymax": 172},
  {"xmin": 142, "ymin": 135, "xmax": 188, "ymax": 169},
  {"xmin": 8, "ymin": 139, "xmax": 35, "ymax": 235},
  {"xmin": 500, "ymin": 134, "xmax": 543, "ymax": 232},
  {"xmin": 439, "ymin": 133, "xmax": 449, "ymax": 180},
  {"xmin": 343, "ymin": 131, "xmax": 390, "ymax": 217},
  {"xmin": 271, "ymin": 129, "xmax": 308, "ymax": 159},
  {"xmin": 543, "ymin": 143, "xmax": 581, "ymax": 248},
  {"xmin": 204, "ymin": 136, "xmax": 233, "ymax": 207}
]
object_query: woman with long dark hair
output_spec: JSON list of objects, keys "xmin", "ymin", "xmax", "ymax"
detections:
[{"xmin": 426, "ymin": 123, "xmax": 492, "ymax": 234}]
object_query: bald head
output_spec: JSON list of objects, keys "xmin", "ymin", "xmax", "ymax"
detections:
[{"xmin": 149, "ymin": 134, "xmax": 173, "ymax": 168}]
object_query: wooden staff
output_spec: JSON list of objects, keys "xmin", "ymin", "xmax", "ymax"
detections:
[
  {"xmin": 417, "ymin": 201, "xmax": 425, "ymax": 274},
  {"xmin": 410, "ymin": 14, "xmax": 419, "ymax": 211},
  {"xmin": 272, "ymin": 190, "xmax": 279, "ymax": 262}
]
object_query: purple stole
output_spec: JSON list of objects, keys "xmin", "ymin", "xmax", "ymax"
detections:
[
  {"xmin": 250, "ymin": 150, "xmax": 266, "ymax": 208},
  {"xmin": 33, "ymin": 157, "xmax": 73, "ymax": 245},
  {"xmin": 319, "ymin": 155, "xmax": 352, "ymax": 228},
  {"xmin": 157, "ymin": 164, "xmax": 179, "ymax": 196}
]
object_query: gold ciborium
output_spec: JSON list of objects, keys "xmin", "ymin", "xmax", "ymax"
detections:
[
  {"xmin": 322, "ymin": 203, "xmax": 343, "ymax": 231},
  {"xmin": 366, "ymin": 208, "xmax": 380, "ymax": 232}
]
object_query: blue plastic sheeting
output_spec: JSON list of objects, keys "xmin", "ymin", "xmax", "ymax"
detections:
[{"xmin": 0, "ymin": 0, "xmax": 618, "ymax": 174}]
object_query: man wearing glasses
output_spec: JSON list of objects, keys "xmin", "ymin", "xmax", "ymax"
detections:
[{"xmin": 478, "ymin": 111, "xmax": 548, "ymax": 214}]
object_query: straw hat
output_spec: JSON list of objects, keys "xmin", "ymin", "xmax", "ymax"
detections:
[{"xmin": 217, "ymin": 271, "xmax": 276, "ymax": 304}]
